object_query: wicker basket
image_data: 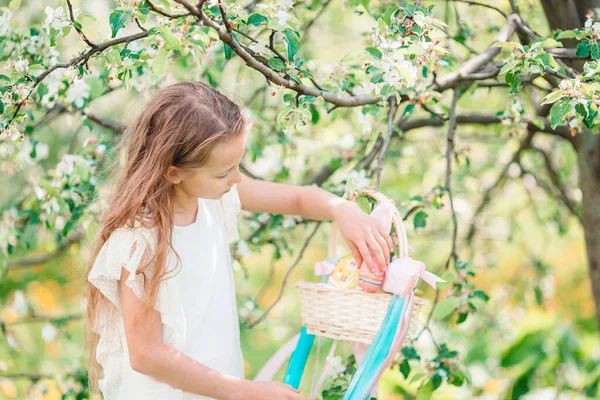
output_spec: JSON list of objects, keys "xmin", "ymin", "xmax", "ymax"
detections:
[{"xmin": 294, "ymin": 190, "xmax": 425, "ymax": 345}]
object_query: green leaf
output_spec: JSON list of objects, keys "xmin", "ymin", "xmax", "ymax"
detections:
[
  {"xmin": 0, "ymin": 74, "xmax": 10, "ymax": 83},
  {"xmin": 400, "ymin": 359, "xmax": 411, "ymax": 379},
  {"xmin": 355, "ymin": 196, "xmax": 371, "ymax": 214},
  {"xmin": 82, "ymin": 118, "xmax": 94, "ymax": 131},
  {"xmin": 432, "ymin": 297, "xmax": 459, "ymax": 321},
  {"xmin": 247, "ymin": 13, "xmax": 268, "ymax": 26},
  {"xmin": 365, "ymin": 47, "xmax": 382, "ymax": 60},
  {"xmin": 223, "ymin": 42, "xmax": 233, "ymax": 60},
  {"xmin": 541, "ymin": 90, "xmax": 566, "ymax": 105},
  {"xmin": 469, "ymin": 297, "xmax": 487, "ymax": 310},
  {"xmin": 283, "ymin": 28, "xmax": 301, "ymax": 61},
  {"xmin": 500, "ymin": 60, "xmax": 521, "ymax": 76},
  {"xmin": 402, "ymin": 346, "xmax": 420, "ymax": 360},
  {"xmin": 0, "ymin": 99, "xmax": 4, "ymax": 114},
  {"xmin": 381, "ymin": 6, "xmax": 398, "ymax": 27},
  {"xmin": 456, "ymin": 312, "xmax": 468, "ymax": 324},
  {"xmin": 106, "ymin": 48, "xmax": 121, "ymax": 65},
  {"xmin": 534, "ymin": 286, "xmax": 543, "ymax": 305},
  {"xmin": 109, "ymin": 10, "xmax": 131, "ymax": 38},
  {"xmin": 555, "ymin": 30, "xmax": 578, "ymax": 40},
  {"xmin": 413, "ymin": 210, "xmax": 428, "ymax": 230},
  {"xmin": 576, "ymin": 41, "xmax": 591, "ymax": 58},
  {"xmin": 549, "ymin": 101, "xmax": 571, "ymax": 128},
  {"xmin": 492, "ymin": 41, "xmax": 523, "ymax": 51},
  {"xmin": 161, "ymin": 25, "xmax": 181, "ymax": 50},
  {"xmin": 73, "ymin": 21, "xmax": 83, "ymax": 30},
  {"xmin": 591, "ymin": 44, "xmax": 600, "ymax": 60},
  {"xmin": 540, "ymin": 38, "xmax": 563, "ymax": 49},
  {"xmin": 8, "ymin": 0, "xmax": 21, "ymax": 10},
  {"xmin": 152, "ymin": 48, "xmax": 169, "ymax": 75},
  {"xmin": 268, "ymin": 57, "xmax": 286, "ymax": 71},
  {"xmin": 417, "ymin": 380, "xmax": 434, "ymax": 400}
]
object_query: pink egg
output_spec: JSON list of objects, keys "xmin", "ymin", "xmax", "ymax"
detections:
[{"xmin": 358, "ymin": 265, "xmax": 384, "ymax": 293}]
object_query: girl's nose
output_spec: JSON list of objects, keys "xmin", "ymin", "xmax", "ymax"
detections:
[{"xmin": 231, "ymin": 167, "xmax": 242, "ymax": 185}]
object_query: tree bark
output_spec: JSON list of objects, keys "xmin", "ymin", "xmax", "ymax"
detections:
[
  {"xmin": 540, "ymin": 0, "xmax": 600, "ymax": 328},
  {"xmin": 577, "ymin": 132, "xmax": 600, "ymax": 328}
]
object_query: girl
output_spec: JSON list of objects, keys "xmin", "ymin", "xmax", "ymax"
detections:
[{"xmin": 83, "ymin": 81, "xmax": 393, "ymax": 400}]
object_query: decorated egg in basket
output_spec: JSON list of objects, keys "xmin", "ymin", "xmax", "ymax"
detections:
[
  {"xmin": 329, "ymin": 254, "xmax": 360, "ymax": 289},
  {"xmin": 358, "ymin": 262, "xmax": 384, "ymax": 293}
]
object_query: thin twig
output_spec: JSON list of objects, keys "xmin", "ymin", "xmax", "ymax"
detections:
[
  {"xmin": 66, "ymin": 0, "xmax": 97, "ymax": 48},
  {"xmin": 442, "ymin": 0, "xmax": 508, "ymax": 18},
  {"xmin": 465, "ymin": 131, "xmax": 534, "ymax": 243},
  {"xmin": 146, "ymin": 0, "xmax": 191, "ymax": 18},
  {"xmin": 246, "ymin": 222, "xmax": 322, "ymax": 328},
  {"xmin": 374, "ymin": 96, "xmax": 399, "ymax": 188}
]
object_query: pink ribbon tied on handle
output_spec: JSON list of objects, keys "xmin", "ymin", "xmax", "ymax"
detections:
[
  {"xmin": 314, "ymin": 258, "xmax": 337, "ymax": 277},
  {"xmin": 382, "ymin": 257, "xmax": 445, "ymax": 296}
]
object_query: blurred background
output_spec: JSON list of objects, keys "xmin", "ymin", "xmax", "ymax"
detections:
[{"xmin": 0, "ymin": 0, "xmax": 599, "ymax": 399}]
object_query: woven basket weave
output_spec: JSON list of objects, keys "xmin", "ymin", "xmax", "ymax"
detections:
[{"xmin": 294, "ymin": 190, "xmax": 425, "ymax": 345}]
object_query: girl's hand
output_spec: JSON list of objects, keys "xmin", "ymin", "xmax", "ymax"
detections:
[
  {"xmin": 239, "ymin": 381, "xmax": 308, "ymax": 400},
  {"xmin": 332, "ymin": 201, "xmax": 394, "ymax": 272}
]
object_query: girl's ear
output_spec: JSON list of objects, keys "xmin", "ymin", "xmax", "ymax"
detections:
[{"xmin": 164, "ymin": 165, "xmax": 182, "ymax": 185}]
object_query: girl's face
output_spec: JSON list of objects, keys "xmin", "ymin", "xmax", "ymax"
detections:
[{"xmin": 171, "ymin": 131, "xmax": 247, "ymax": 200}]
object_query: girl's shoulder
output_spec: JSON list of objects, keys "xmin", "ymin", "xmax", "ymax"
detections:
[{"xmin": 98, "ymin": 219, "xmax": 159, "ymax": 267}]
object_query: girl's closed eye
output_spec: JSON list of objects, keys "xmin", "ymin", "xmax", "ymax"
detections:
[{"xmin": 217, "ymin": 171, "xmax": 230, "ymax": 179}]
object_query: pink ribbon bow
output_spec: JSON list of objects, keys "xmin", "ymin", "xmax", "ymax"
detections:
[
  {"xmin": 382, "ymin": 257, "xmax": 445, "ymax": 296},
  {"xmin": 314, "ymin": 258, "xmax": 337, "ymax": 277}
]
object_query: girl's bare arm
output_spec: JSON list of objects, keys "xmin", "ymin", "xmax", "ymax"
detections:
[
  {"xmin": 237, "ymin": 174, "xmax": 393, "ymax": 271},
  {"xmin": 119, "ymin": 268, "xmax": 306, "ymax": 400}
]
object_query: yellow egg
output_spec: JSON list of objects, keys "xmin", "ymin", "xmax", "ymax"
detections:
[{"xmin": 330, "ymin": 254, "xmax": 360, "ymax": 289}]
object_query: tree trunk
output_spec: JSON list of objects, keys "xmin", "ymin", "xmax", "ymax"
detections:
[
  {"xmin": 541, "ymin": 0, "xmax": 600, "ymax": 328},
  {"xmin": 577, "ymin": 132, "xmax": 600, "ymax": 328}
]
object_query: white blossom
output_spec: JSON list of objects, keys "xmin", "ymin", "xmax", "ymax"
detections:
[
  {"xmin": 325, "ymin": 355, "xmax": 346, "ymax": 378},
  {"xmin": 0, "ymin": 9, "xmax": 12, "ymax": 36},
  {"xmin": 12, "ymin": 58, "xmax": 29, "ymax": 74},
  {"xmin": 65, "ymin": 79, "xmax": 90, "ymax": 108},
  {"xmin": 345, "ymin": 170, "xmax": 370, "ymax": 193},
  {"xmin": 11, "ymin": 291, "xmax": 27, "ymax": 314},
  {"xmin": 249, "ymin": 41, "xmax": 268, "ymax": 55},
  {"xmin": 236, "ymin": 240, "xmax": 252, "ymax": 257},
  {"xmin": 274, "ymin": 10, "xmax": 289, "ymax": 26},
  {"xmin": 282, "ymin": 217, "xmax": 297, "ymax": 229},
  {"xmin": 357, "ymin": 111, "xmax": 374, "ymax": 136},
  {"xmin": 337, "ymin": 134, "xmax": 355, "ymax": 150},
  {"xmin": 43, "ymin": 6, "xmax": 70, "ymax": 32},
  {"xmin": 42, "ymin": 324, "xmax": 59, "ymax": 342}
]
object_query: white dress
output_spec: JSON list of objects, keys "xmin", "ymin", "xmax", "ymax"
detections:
[{"xmin": 88, "ymin": 185, "xmax": 244, "ymax": 399}]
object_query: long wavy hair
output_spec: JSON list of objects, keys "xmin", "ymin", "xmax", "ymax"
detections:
[{"xmin": 83, "ymin": 81, "xmax": 249, "ymax": 393}]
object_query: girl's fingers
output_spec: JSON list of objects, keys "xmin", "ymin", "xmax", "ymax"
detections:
[
  {"xmin": 367, "ymin": 235, "xmax": 386, "ymax": 272},
  {"xmin": 347, "ymin": 241, "xmax": 363, "ymax": 267},
  {"xmin": 356, "ymin": 240, "xmax": 375, "ymax": 272}
]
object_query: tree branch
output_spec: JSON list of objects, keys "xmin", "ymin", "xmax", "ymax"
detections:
[
  {"xmin": 6, "ymin": 30, "xmax": 149, "ymax": 128},
  {"xmin": 172, "ymin": 0, "xmax": 380, "ymax": 107},
  {"xmin": 146, "ymin": 0, "xmax": 191, "ymax": 18},
  {"xmin": 6, "ymin": 231, "xmax": 84, "ymax": 270},
  {"xmin": 434, "ymin": 14, "xmax": 520, "ymax": 91},
  {"xmin": 527, "ymin": 146, "xmax": 582, "ymax": 222}
]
